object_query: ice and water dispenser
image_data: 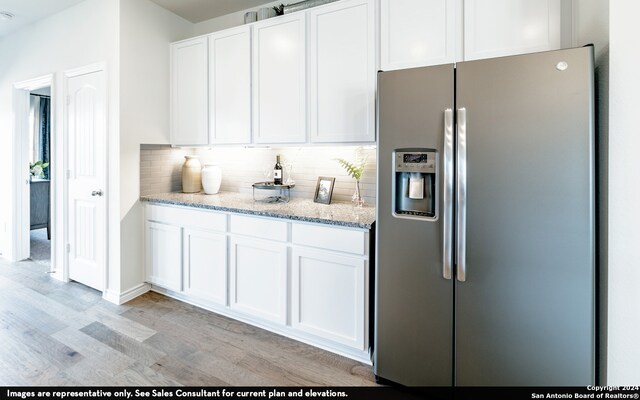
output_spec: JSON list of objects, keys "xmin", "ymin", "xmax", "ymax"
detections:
[{"xmin": 392, "ymin": 149, "xmax": 437, "ymax": 220}]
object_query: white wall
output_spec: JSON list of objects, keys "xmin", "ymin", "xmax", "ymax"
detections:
[
  {"xmin": 118, "ymin": 0, "xmax": 193, "ymax": 297},
  {"xmin": 607, "ymin": 0, "xmax": 640, "ymax": 385},
  {"xmin": 572, "ymin": 0, "xmax": 611, "ymax": 384},
  {"xmin": 572, "ymin": 0, "xmax": 640, "ymax": 385},
  {"xmin": 573, "ymin": 0, "xmax": 609, "ymax": 61},
  {"xmin": 0, "ymin": 0, "xmax": 120, "ymax": 270},
  {"xmin": 0, "ymin": 0, "xmax": 193, "ymax": 300}
]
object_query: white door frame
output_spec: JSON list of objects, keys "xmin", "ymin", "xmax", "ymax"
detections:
[
  {"xmin": 11, "ymin": 74, "xmax": 57, "ymax": 271},
  {"xmin": 63, "ymin": 62, "xmax": 109, "ymax": 291}
]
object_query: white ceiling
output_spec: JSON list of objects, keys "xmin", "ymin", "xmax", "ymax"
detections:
[
  {"xmin": 0, "ymin": 0, "xmax": 86, "ymax": 38},
  {"xmin": 0, "ymin": 0, "xmax": 278, "ymax": 39},
  {"xmin": 147, "ymin": 0, "xmax": 277, "ymax": 23}
]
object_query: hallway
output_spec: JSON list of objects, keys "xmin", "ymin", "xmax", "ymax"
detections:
[{"xmin": 29, "ymin": 228, "xmax": 50, "ymax": 268}]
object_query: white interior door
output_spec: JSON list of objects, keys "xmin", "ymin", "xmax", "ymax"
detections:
[{"xmin": 66, "ymin": 68, "xmax": 106, "ymax": 291}]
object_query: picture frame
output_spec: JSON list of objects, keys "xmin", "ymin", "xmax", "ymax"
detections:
[{"xmin": 313, "ymin": 176, "xmax": 335, "ymax": 205}]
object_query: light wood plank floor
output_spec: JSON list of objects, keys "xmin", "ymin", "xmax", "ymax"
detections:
[{"xmin": 0, "ymin": 258, "xmax": 378, "ymax": 386}]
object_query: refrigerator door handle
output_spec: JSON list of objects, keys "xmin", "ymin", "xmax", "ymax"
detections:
[
  {"xmin": 442, "ymin": 109, "xmax": 454, "ymax": 280},
  {"xmin": 456, "ymin": 108, "xmax": 468, "ymax": 282}
]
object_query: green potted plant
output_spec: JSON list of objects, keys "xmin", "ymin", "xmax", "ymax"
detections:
[
  {"xmin": 336, "ymin": 150, "xmax": 368, "ymax": 207},
  {"xmin": 30, "ymin": 160, "xmax": 49, "ymax": 179}
]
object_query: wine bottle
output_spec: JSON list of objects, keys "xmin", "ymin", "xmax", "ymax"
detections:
[{"xmin": 273, "ymin": 155, "xmax": 283, "ymax": 185}]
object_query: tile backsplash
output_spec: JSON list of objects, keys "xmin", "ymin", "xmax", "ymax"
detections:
[{"xmin": 140, "ymin": 144, "xmax": 377, "ymax": 205}]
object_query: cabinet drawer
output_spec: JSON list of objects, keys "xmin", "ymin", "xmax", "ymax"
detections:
[
  {"xmin": 146, "ymin": 204, "xmax": 226, "ymax": 232},
  {"xmin": 229, "ymin": 215, "xmax": 288, "ymax": 242},
  {"xmin": 292, "ymin": 223, "xmax": 366, "ymax": 255}
]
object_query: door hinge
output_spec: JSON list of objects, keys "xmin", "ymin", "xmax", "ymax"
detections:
[
  {"xmin": 66, "ymin": 243, "xmax": 71, "ymax": 253},
  {"xmin": 66, "ymin": 95, "xmax": 71, "ymax": 106},
  {"xmin": 66, "ymin": 170, "xmax": 71, "ymax": 179}
]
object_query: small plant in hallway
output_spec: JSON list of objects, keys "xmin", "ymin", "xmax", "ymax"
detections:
[{"xmin": 29, "ymin": 160, "xmax": 49, "ymax": 179}]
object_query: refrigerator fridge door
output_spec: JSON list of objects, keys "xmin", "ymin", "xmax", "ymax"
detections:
[
  {"xmin": 454, "ymin": 47, "xmax": 595, "ymax": 385},
  {"xmin": 375, "ymin": 65, "xmax": 454, "ymax": 386}
]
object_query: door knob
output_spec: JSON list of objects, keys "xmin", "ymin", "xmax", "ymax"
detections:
[{"xmin": 91, "ymin": 190, "xmax": 103, "ymax": 197}]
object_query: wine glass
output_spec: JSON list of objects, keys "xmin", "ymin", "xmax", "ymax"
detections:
[
  {"xmin": 284, "ymin": 161, "xmax": 294, "ymax": 185},
  {"xmin": 261, "ymin": 164, "xmax": 272, "ymax": 182}
]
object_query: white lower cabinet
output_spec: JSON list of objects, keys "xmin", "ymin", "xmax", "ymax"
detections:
[
  {"xmin": 291, "ymin": 247, "xmax": 366, "ymax": 350},
  {"xmin": 229, "ymin": 236, "xmax": 288, "ymax": 325},
  {"xmin": 144, "ymin": 204, "xmax": 370, "ymax": 362},
  {"xmin": 183, "ymin": 228, "xmax": 227, "ymax": 306},
  {"xmin": 145, "ymin": 221, "xmax": 182, "ymax": 292}
]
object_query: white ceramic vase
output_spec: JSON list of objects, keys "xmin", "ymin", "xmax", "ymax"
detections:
[
  {"xmin": 202, "ymin": 164, "xmax": 222, "ymax": 195},
  {"xmin": 182, "ymin": 156, "xmax": 202, "ymax": 193}
]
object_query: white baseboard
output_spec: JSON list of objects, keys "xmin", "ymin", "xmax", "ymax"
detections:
[{"xmin": 103, "ymin": 283, "xmax": 150, "ymax": 305}]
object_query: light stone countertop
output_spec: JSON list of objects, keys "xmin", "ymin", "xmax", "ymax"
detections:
[{"xmin": 140, "ymin": 191, "xmax": 376, "ymax": 229}]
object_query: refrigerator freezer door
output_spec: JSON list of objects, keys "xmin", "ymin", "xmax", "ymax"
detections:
[
  {"xmin": 454, "ymin": 47, "xmax": 595, "ymax": 385},
  {"xmin": 375, "ymin": 65, "xmax": 454, "ymax": 386}
]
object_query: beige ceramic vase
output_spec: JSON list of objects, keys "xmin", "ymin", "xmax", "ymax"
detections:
[{"xmin": 182, "ymin": 155, "xmax": 202, "ymax": 193}]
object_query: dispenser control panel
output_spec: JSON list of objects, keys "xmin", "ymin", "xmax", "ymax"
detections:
[
  {"xmin": 392, "ymin": 149, "xmax": 438, "ymax": 221},
  {"xmin": 395, "ymin": 151, "xmax": 436, "ymax": 173}
]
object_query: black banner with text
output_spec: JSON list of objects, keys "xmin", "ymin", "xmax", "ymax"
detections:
[{"xmin": 3, "ymin": 386, "xmax": 639, "ymax": 400}]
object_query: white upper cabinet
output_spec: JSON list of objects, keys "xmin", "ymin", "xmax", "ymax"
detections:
[
  {"xmin": 170, "ymin": 37, "xmax": 209, "ymax": 145},
  {"xmin": 381, "ymin": 0, "xmax": 563, "ymax": 70},
  {"xmin": 380, "ymin": 0, "xmax": 456, "ymax": 71},
  {"xmin": 252, "ymin": 14, "xmax": 307, "ymax": 144},
  {"xmin": 170, "ymin": 0, "xmax": 378, "ymax": 146},
  {"xmin": 169, "ymin": 0, "xmax": 568, "ymax": 144},
  {"xmin": 463, "ymin": 0, "xmax": 561, "ymax": 61},
  {"xmin": 309, "ymin": 0, "xmax": 376, "ymax": 143},
  {"xmin": 208, "ymin": 26, "xmax": 252, "ymax": 145}
]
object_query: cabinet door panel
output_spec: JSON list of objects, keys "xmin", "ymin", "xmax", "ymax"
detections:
[
  {"xmin": 309, "ymin": 0, "xmax": 376, "ymax": 143},
  {"xmin": 253, "ymin": 14, "xmax": 306, "ymax": 144},
  {"xmin": 146, "ymin": 221, "xmax": 182, "ymax": 291},
  {"xmin": 464, "ymin": 0, "xmax": 561, "ymax": 61},
  {"xmin": 170, "ymin": 37, "xmax": 208, "ymax": 145},
  {"xmin": 230, "ymin": 236, "xmax": 288, "ymax": 324},
  {"xmin": 183, "ymin": 229, "xmax": 227, "ymax": 306},
  {"xmin": 381, "ymin": 0, "xmax": 456, "ymax": 70},
  {"xmin": 209, "ymin": 26, "xmax": 252, "ymax": 144},
  {"xmin": 292, "ymin": 247, "xmax": 366, "ymax": 349}
]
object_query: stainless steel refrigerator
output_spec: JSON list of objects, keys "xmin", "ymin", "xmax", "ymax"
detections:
[{"xmin": 374, "ymin": 46, "xmax": 595, "ymax": 386}]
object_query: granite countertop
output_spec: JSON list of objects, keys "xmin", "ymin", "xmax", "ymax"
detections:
[{"xmin": 140, "ymin": 192, "xmax": 376, "ymax": 229}]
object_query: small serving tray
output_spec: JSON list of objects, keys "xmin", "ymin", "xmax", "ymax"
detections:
[
  {"xmin": 252, "ymin": 182, "xmax": 296, "ymax": 190},
  {"xmin": 252, "ymin": 182, "xmax": 295, "ymax": 203}
]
